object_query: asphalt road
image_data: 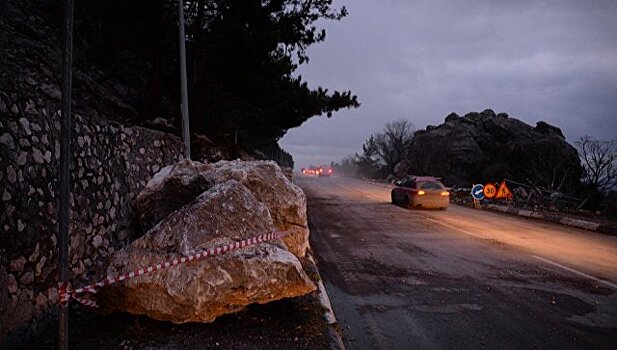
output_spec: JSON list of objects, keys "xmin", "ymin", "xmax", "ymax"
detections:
[{"xmin": 298, "ymin": 175, "xmax": 617, "ymax": 350}]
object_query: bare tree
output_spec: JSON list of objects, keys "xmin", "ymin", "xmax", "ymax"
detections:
[
  {"xmin": 523, "ymin": 152, "xmax": 574, "ymax": 193},
  {"xmin": 372, "ymin": 119, "xmax": 415, "ymax": 175},
  {"xmin": 576, "ymin": 136, "xmax": 617, "ymax": 192}
]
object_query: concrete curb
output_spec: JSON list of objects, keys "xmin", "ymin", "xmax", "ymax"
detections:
[
  {"xmin": 483, "ymin": 204, "xmax": 617, "ymax": 237},
  {"xmin": 306, "ymin": 253, "xmax": 345, "ymax": 350}
]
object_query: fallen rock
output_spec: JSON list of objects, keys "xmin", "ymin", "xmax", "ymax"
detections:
[
  {"xmin": 102, "ymin": 180, "xmax": 315, "ymax": 323},
  {"xmin": 134, "ymin": 159, "xmax": 211, "ymax": 232},
  {"xmin": 203, "ymin": 160, "xmax": 310, "ymax": 258},
  {"xmin": 135, "ymin": 159, "xmax": 310, "ymax": 258}
]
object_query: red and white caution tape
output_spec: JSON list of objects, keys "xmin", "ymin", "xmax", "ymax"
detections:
[{"xmin": 59, "ymin": 230, "xmax": 291, "ymax": 308}]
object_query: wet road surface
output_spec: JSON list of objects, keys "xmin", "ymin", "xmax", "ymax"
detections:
[{"xmin": 298, "ymin": 176, "xmax": 617, "ymax": 350}]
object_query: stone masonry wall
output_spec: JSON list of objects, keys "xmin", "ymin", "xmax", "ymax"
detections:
[{"xmin": 0, "ymin": 90, "xmax": 184, "ymax": 343}]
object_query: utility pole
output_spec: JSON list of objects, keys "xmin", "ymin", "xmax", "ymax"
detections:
[
  {"xmin": 59, "ymin": 0, "xmax": 74, "ymax": 348},
  {"xmin": 178, "ymin": 0, "xmax": 191, "ymax": 159}
]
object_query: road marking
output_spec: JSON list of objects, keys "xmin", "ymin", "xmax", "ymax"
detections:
[
  {"xmin": 425, "ymin": 218, "xmax": 617, "ymax": 291},
  {"xmin": 532, "ymin": 255, "xmax": 617, "ymax": 290}
]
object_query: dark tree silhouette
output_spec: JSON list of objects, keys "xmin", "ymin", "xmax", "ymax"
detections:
[
  {"xmin": 74, "ymin": 0, "xmax": 359, "ymax": 150},
  {"xmin": 576, "ymin": 136, "xmax": 617, "ymax": 192}
]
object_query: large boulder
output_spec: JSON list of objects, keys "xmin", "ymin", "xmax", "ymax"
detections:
[
  {"xmin": 101, "ymin": 180, "xmax": 315, "ymax": 323},
  {"xmin": 133, "ymin": 159, "xmax": 310, "ymax": 258},
  {"xmin": 407, "ymin": 110, "xmax": 583, "ymax": 188},
  {"xmin": 134, "ymin": 159, "xmax": 210, "ymax": 232},
  {"xmin": 201, "ymin": 160, "xmax": 310, "ymax": 258}
]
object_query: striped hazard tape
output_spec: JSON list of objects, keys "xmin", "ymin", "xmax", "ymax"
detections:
[{"xmin": 59, "ymin": 230, "xmax": 291, "ymax": 308}]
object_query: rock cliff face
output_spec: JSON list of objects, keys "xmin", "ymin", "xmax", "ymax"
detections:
[
  {"xmin": 101, "ymin": 160, "xmax": 314, "ymax": 323},
  {"xmin": 408, "ymin": 109, "xmax": 583, "ymax": 188}
]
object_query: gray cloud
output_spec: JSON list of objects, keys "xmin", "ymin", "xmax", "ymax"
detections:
[{"xmin": 281, "ymin": 0, "xmax": 617, "ymax": 168}]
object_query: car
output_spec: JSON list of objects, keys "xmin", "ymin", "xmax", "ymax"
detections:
[
  {"xmin": 301, "ymin": 167, "xmax": 317, "ymax": 175},
  {"xmin": 391, "ymin": 176, "xmax": 450, "ymax": 210},
  {"xmin": 317, "ymin": 166, "xmax": 333, "ymax": 177}
]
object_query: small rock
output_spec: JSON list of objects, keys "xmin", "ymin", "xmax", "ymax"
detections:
[
  {"xmin": 75, "ymin": 261, "xmax": 86, "ymax": 275},
  {"xmin": 35, "ymin": 256, "xmax": 47, "ymax": 277},
  {"xmin": 35, "ymin": 292, "xmax": 48, "ymax": 309},
  {"xmin": 19, "ymin": 138, "xmax": 31, "ymax": 147},
  {"xmin": 9, "ymin": 256, "xmax": 27, "ymax": 272},
  {"xmin": 19, "ymin": 271, "xmax": 34, "ymax": 285},
  {"xmin": 47, "ymin": 202, "xmax": 55, "ymax": 215},
  {"xmin": 7, "ymin": 274, "xmax": 18, "ymax": 294},
  {"xmin": 92, "ymin": 235, "xmax": 103, "ymax": 248},
  {"xmin": 16, "ymin": 151, "xmax": 28, "ymax": 166},
  {"xmin": 19, "ymin": 118, "xmax": 31, "ymax": 135},
  {"xmin": 32, "ymin": 147, "xmax": 44, "ymax": 164},
  {"xmin": 2, "ymin": 189, "xmax": 11, "ymax": 201},
  {"xmin": 48, "ymin": 287, "xmax": 58, "ymax": 304},
  {"xmin": 7, "ymin": 166, "xmax": 17, "ymax": 183},
  {"xmin": 29, "ymin": 243, "xmax": 40, "ymax": 262},
  {"xmin": 30, "ymin": 122, "xmax": 41, "ymax": 132},
  {"xmin": 0, "ymin": 133, "xmax": 15, "ymax": 149},
  {"xmin": 17, "ymin": 220, "xmax": 25, "ymax": 232},
  {"xmin": 43, "ymin": 150, "xmax": 52, "ymax": 163}
]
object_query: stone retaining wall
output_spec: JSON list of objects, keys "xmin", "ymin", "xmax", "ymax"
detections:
[{"xmin": 0, "ymin": 91, "xmax": 184, "ymax": 344}]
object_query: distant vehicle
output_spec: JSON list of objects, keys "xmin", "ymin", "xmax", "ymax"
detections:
[
  {"xmin": 391, "ymin": 176, "xmax": 449, "ymax": 210},
  {"xmin": 316, "ymin": 165, "xmax": 333, "ymax": 177},
  {"xmin": 301, "ymin": 166, "xmax": 332, "ymax": 176},
  {"xmin": 302, "ymin": 167, "xmax": 317, "ymax": 175}
]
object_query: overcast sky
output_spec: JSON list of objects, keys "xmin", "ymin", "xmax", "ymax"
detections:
[{"xmin": 280, "ymin": 0, "xmax": 617, "ymax": 168}]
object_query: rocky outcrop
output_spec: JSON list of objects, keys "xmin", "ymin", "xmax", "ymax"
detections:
[
  {"xmin": 408, "ymin": 109, "xmax": 583, "ymax": 187},
  {"xmin": 100, "ymin": 161, "xmax": 315, "ymax": 323}
]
